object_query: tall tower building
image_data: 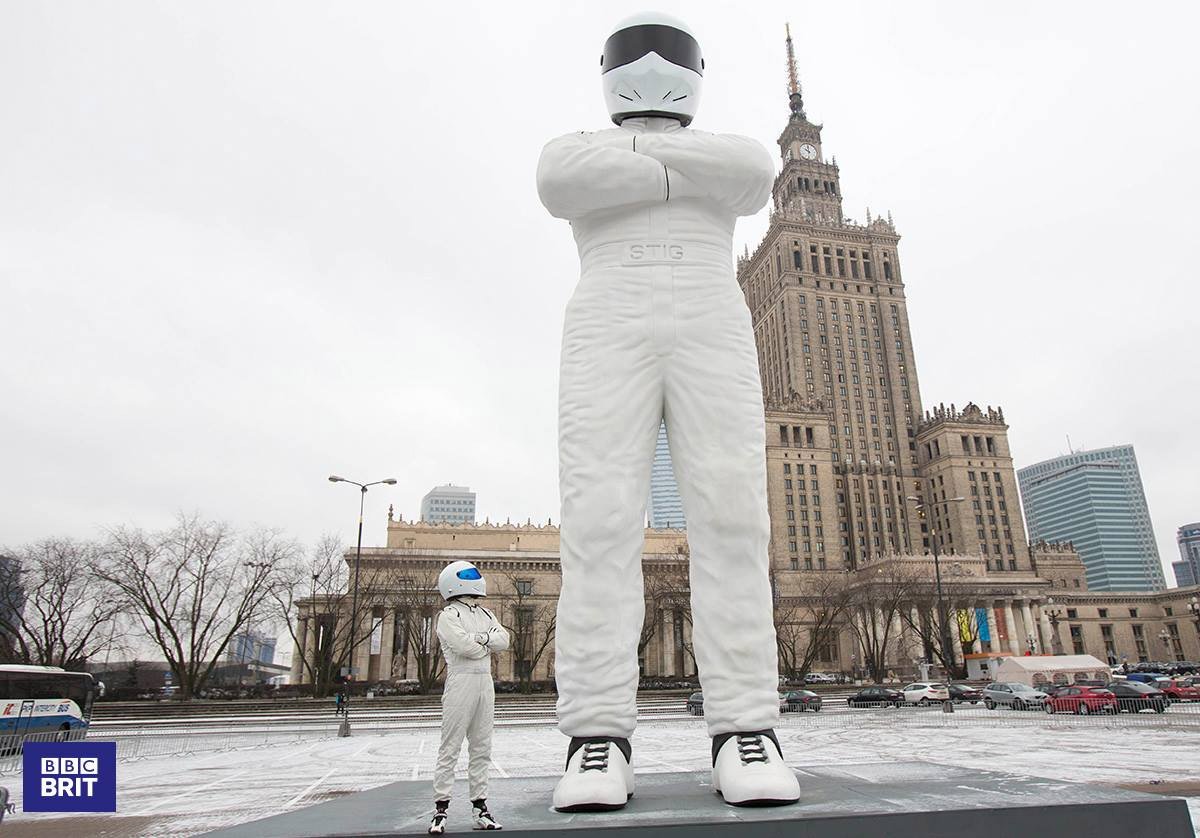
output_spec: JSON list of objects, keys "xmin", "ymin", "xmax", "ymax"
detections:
[
  {"xmin": 914, "ymin": 404, "xmax": 1031, "ymax": 571},
  {"xmin": 647, "ymin": 421, "xmax": 686, "ymax": 529},
  {"xmin": 1017, "ymin": 445, "xmax": 1165, "ymax": 592},
  {"xmin": 740, "ymin": 27, "xmax": 926, "ymax": 569},
  {"xmin": 1172, "ymin": 522, "xmax": 1200, "ymax": 588},
  {"xmin": 420, "ymin": 484, "xmax": 477, "ymax": 525}
]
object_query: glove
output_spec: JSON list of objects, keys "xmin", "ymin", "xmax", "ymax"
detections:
[{"xmin": 473, "ymin": 632, "xmax": 489, "ymax": 645}]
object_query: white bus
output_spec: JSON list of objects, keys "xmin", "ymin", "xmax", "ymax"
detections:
[{"xmin": 0, "ymin": 665, "xmax": 100, "ymax": 742}]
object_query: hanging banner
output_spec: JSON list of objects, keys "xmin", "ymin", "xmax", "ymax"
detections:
[
  {"xmin": 957, "ymin": 609, "xmax": 973, "ymax": 642},
  {"xmin": 993, "ymin": 607, "xmax": 1008, "ymax": 642},
  {"xmin": 976, "ymin": 607, "xmax": 991, "ymax": 642},
  {"xmin": 369, "ymin": 617, "xmax": 384, "ymax": 655}
]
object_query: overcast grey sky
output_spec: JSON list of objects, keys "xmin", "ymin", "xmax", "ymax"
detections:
[{"xmin": 3, "ymin": 2, "xmax": 1198, "ymax": 585}]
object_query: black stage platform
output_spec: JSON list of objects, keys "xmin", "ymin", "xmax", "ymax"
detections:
[{"xmin": 204, "ymin": 761, "xmax": 1194, "ymax": 838}]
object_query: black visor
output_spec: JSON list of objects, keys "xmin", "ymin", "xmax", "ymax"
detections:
[{"xmin": 601, "ymin": 24, "xmax": 703, "ymax": 76}]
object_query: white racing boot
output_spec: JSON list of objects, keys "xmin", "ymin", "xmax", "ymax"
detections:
[
  {"xmin": 428, "ymin": 811, "xmax": 448, "ymax": 835},
  {"xmin": 471, "ymin": 799, "xmax": 502, "ymax": 830},
  {"xmin": 711, "ymin": 730, "xmax": 800, "ymax": 807},
  {"xmin": 552, "ymin": 737, "xmax": 634, "ymax": 812}
]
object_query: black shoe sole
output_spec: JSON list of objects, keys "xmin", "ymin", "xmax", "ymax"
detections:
[{"xmin": 717, "ymin": 793, "xmax": 801, "ymax": 808}]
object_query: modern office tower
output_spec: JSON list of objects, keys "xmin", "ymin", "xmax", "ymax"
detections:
[
  {"xmin": 647, "ymin": 421, "xmax": 686, "ymax": 529},
  {"xmin": 1017, "ymin": 446, "xmax": 1165, "ymax": 591},
  {"xmin": 1174, "ymin": 523, "xmax": 1200, "ymax": 587},
  {"xmin": 420, "ymin": 484, "xmax": 477, "ymax": 525}
]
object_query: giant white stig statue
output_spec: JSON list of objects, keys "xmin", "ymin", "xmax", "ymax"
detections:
[{"xmin": 536, "ymin": 12, "xmax": 801, "ymax": 811}]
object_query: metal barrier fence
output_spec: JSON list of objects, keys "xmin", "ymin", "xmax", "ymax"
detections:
[
  {"xmin": 0, "ymin": 726, "xmax": 339, "ymax": 776},
  {"xmin": 2, "ymin": 697, "xmax": 1195, "ymax": 775}
]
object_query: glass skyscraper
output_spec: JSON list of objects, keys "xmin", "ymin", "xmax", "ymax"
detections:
[
  {"xmin": 647, "ymin": 421, "xmax": 686, "ymax": 529},
  {"xmin": 1174, "ymin": 523, "xmax": 1200, "ymax": 588},
  {"xmin": 1017, "ymin": 445, "xmax": 1165, "ymax": 591}
]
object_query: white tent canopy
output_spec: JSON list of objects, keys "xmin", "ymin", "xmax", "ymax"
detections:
[{"xmin": 992, "ymin": 654, "xmax": 1110, "ymax": 687}]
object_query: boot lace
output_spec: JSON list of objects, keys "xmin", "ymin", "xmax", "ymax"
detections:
[
  {"xmin": 735, "ymin": 734, "xmax": 769, "ymax": 765},
  {"xmin": 579, "ymin": 741, "xmax": 610, "ymax": 772}
]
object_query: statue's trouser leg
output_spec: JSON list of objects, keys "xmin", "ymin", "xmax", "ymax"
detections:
[
  {"xmin": 555, "ymin": 256, "xmax": 779, "ymax": 739},
  {"xmin": 662, "ymin": 270, "xmax": 779, "ymax": 736}
]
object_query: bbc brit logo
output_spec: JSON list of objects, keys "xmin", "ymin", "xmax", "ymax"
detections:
[{"xmin": 23, "ymin": 742, "xmax": 116, "ymax": 812}]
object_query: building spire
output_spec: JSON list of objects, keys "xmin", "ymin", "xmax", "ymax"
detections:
[{"xmin": 785, "ymin": 23, "xmax": 806, "ymax": 120}]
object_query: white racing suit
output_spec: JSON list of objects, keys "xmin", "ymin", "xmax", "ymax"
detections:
[
  {"xmin": 432, "ymin": 599, "xmax": 510, "ymax": 801},
  {"xmin": 536, "ymin": 116, "xmax": 781, "ymax": 739}
]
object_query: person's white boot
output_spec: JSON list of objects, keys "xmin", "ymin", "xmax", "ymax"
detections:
[
  {"xmin": 711, "ymin": 730, "xmax": 800, "ymax": 807},
  {"xmin": 471, "ymin": 802, "xmax": 502, "ymax": 830},
  {"xmin": 552, "ymin": 737, "xmax": 634, "ymax": 812}
]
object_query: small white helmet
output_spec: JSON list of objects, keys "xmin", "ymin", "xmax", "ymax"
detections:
[
  {"xmin": 601, "ymin": 12, "xmax": 703, "ymax": 127},
  {"xmin": 438, "ymin": 560, "xmax": 486, "ymax": 601}
]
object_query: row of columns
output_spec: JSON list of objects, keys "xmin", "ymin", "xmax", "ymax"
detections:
[
  {"xmin": 290, "ymin": 609, "xmax": 428, "ymax": 686},
  {"xmin": 872, "ymin": 595, "xmax": 1063, "ymax": 672}
]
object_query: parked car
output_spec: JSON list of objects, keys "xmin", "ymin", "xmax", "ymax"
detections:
[
  {"xmin": 804, "ymin": 673, "xmax": 837, "ymax": 685},
  {"xmin": 1043, "ymin": 686, "xmax": 1117, "ymax": 715},
  {"xmin": 1158, "ymin": 680, "xmax": 1200, "ymax": 702},
  {"xmin": 1106, "ymin": 681, "xmax": 1169, "ymax": 713},
  {"xmin": 983, "ymin": 682, "xmax": 1048, "ymax": 710},
  {"xmin": 847, "ymin": 686, "xmax": 903, "ymax": 708},
  {"xmin": 686, "ymin": 692, "xmax": 704, "ymax": 716},
  {"xmin": 1125, "ymin": 672, "xmax": 1168, "ymax": 685},
  {"xmin": 901, "ymin": 682, "xmax": 950, "ymax": 706},
  {"xmin": 781, "ymin": 690, "xmax": 822, "ymax": 712},
  {"xmin": 946, "ymin": 684, "xmax": 983, "ymax": 704}
]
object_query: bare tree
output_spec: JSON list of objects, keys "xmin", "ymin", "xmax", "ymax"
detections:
[
  {"xmin": 899, "ymin": 579, "xmax": 983, "ymax": 680},
  {"xmin": 845, "ymin": 561, "xmax": 920, "ymax": 683},
  {"xmin": 383, "ymin": 566, "xmax": 445, "ymax": 694},
  {"xmin": 498, "ymin": 572, "xmax": 555, "ymax": 692},
  {"xmin": 0, "ymin": 539, "xmax": 122, "ymax": 668},
  {"xmin": 96, "ymin": 514, "xmax": 294, "ymax": 699},
  {"xmin": 273, "ymin": 534, "xmax": 352, "ymax": 697},
  {"xmin": 639, "ymin": 561, "xmax": 693, "ymax": 678},
  {"xmin": 773, "ymin": 572, "xmax": 853, "ymax": 681}
]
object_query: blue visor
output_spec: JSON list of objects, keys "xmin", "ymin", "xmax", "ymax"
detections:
[{"xmin": 456, "ymin": 567, "xmax": 482, "ymax": 580}]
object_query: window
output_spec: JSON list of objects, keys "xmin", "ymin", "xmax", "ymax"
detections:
[
  {"xmin": 515, "ymin": 580, "xmax": 533, "ymax": 596},
  {"xmin": 1069, "ymin": 625, "xmax": 1085, "ymax": 655}
]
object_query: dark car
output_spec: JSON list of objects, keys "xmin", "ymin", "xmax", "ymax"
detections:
[
  {"xmin": 1106, "ymin": 681, "xmax": 1168, "ymax": 713},
  {"xmin": 946, "ymin": 684, "xmax": 983, "ymax": 704},
  {"xmin": 848, "ymin": 686, "xmax": 902, "ymax": 708},
  {"xmin": 1125, "ymin": 672, "xmax": 1168, "ymax": 685},
  {"xmin": 686, "ymin": 691, "xmax": 704, "ymax": 716},
  {"xmin": 781, "ymin": 690, "xmax": 822, "ymax": 713}
]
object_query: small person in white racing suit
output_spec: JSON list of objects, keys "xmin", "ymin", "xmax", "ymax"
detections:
[
  {"xmin": 429, "ymin": 560, "xmax": 509, "ymax": 834},
  {"xmin": 536, "ymin": 12, "xmax": 801, "ymax": 812}
]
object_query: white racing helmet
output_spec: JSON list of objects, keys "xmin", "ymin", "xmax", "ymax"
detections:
[
  {"xmin": 438, "ymin": 560, "xmax": 487, "ymax": 600},
  {"xmin": 601, "ymin": 12, "xmax": 703, "ymax": 127}
]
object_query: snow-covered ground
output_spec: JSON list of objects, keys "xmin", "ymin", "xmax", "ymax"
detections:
[{"xmin": 4, "ymin": 716, "xmax": 1198, "ymax": 836}]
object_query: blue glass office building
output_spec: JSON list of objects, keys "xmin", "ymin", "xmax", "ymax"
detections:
[
  {"xmin": 1174, "ymin": 523, "xmax": 1200, "ymax": 588},
  {"xmin": 647, "ymin": 421, "xmax": 686, "ymax": 529},
  {"xmin": 1017, "ymin": 445, "xmax": 1165, "ymax": 591}
]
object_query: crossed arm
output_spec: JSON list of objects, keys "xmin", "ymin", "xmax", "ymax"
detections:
[
  {"xmin": 536, "ymin": 130, "xmax": 774, "ymax": 221},
  {"xmin": 436, "ymin": 606, "xmax": 511, "ymax": 659}
]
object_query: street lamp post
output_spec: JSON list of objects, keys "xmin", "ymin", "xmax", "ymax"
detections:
[
  {"xmin": 1189, "ymin": 596, "xmax": 1200, "ymax": 642},
  {"xmin": 1045, "ymin": 597, "xmax": 1064, "ymax": 655},
  {"xmin": 1158, "ymin": 628, "xmax": 1173, "ymax": 661},
  {"xmin": 907, "ymin": 495, "xmax": 965, "ymax": 678},
  {"xmin": 328, "ymin": 475, "xmax": 397, "ymax": 736}
]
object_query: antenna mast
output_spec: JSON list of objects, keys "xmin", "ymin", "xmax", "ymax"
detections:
[{"xmin": 785, "ymin": 23, "xmax": 806, "ymax": 119}]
